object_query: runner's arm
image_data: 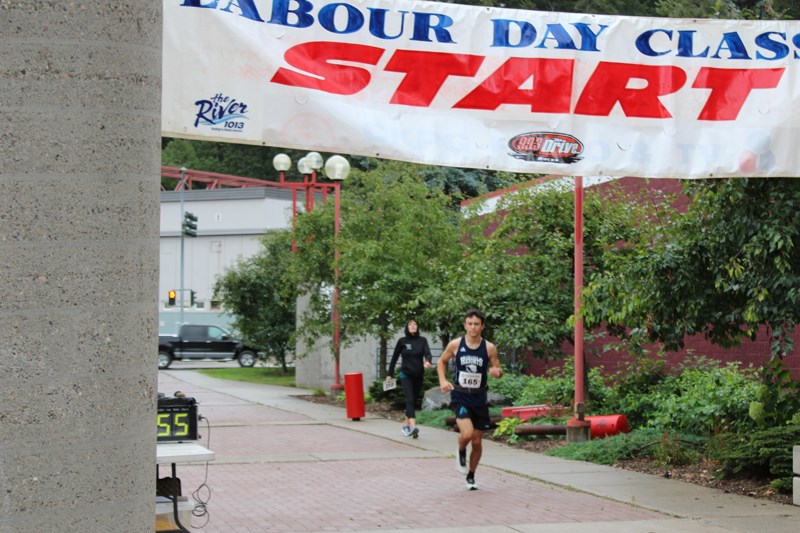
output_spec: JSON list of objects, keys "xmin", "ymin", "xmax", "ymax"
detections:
[
  {"xmin": 487, "ymin": 342, "xmax": 503, "ymax": 378},
  {"xmin": 387, "ymin": 339, "xmax": 403, "ymax": 379},
  {"xmin": 437, "ymin": 338, "xmax": 458, "ymax": 392}
]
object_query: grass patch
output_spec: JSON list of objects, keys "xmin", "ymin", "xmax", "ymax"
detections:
[
  {"xmin": 416, "ymin": 409, "xmax": 451, "ymax": 429},
  {"xmin": 197, "ymin": 366, "xmax": 296, "ymax": 387},
  {"xmin": 415, "ymin": 407, "xmax": 503, "ymax": 429}
]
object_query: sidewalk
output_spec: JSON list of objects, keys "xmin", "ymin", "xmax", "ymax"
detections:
[{"xmin": 158, "ymin": 370, "xmax": 800, "ymax": 532}]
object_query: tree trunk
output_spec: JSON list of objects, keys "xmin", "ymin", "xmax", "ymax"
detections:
[{"xmin": 379, "ymin": 336, "xmax": 388, "ymax": 377}]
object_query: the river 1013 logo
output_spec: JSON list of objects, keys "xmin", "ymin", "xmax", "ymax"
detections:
[
  {"xmin": 508, "ymin": 132, "xmax": 583, "ymax": 164},
  {"xmin": 193, "ymin": 93, "xmax": 249, "ymax": 133}
]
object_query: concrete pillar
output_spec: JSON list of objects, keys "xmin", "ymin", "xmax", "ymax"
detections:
[
  {"xmin": 294, "ymin": 294, "xmax": 381, "ymax": 393},
  {"xmin": 0, "ymin": 2, "xmax": 161, "ymax": 531}
]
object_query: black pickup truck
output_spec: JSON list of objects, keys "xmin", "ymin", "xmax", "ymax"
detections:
[{"xmin": 158, "ymin": 324, "xmax": 258, "ymax": 369}]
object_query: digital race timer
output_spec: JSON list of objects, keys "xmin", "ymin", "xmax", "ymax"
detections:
[{"xmin": 157, "ymin": 396, "xmax": 199, "ymax": 442}]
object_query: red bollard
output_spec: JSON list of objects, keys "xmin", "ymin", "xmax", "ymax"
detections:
[
  {"xmin": 585, "ymin": 414, "xmax": 630, "ymax": 438},
  {"xmin": 344, "ymin": 372, "xmax": 365, "ymax": 421}
]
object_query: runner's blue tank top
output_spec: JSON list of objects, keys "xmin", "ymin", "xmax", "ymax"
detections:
[{"xmin": 452, "ymin": 336, "xmax": 489, "ymax": 401}]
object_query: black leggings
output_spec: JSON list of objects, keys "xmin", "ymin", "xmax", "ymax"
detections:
[{"xmin": 401, "ymin": 372, "xmax": 424, "ymax": 419}]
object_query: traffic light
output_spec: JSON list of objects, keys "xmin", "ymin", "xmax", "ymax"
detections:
[
  {"xmin": 168, "ymin": 289, "xmax": 176, "ymax": 306},
  {"xmin": 190, "ymin": 290, "xmax": 197, "ymax": 307},
  {"xmin": 182, "ymin": 211, "xmax": 198, "ymax": 238}
]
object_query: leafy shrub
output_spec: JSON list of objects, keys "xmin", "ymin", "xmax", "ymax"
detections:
[
  {"xmin": 749, "ymin": 357, "xmax": 800, "ymax": 428},
  {"xmin": 585, "ymin": 366, "xmax": 613, "ymax": 413},
  {"xmin": 650, "ymin": 431, "xmax": 703, "ymax": 466},
  {"xmin": 545, "ymin": 428, "xmax": 706, "ymax": 466},
  {"xmin": 711, "ymin": 425, "xmax": 800, "ymax": 494},
  {"xmin": 603, "ymin": 358, "xmax": 671, "ymax": 426},
  {"xmin": 770, "ymin": 477, "xmax": 794, "ymax": 494},
  {"xmin": 489, "ymin": 372, "xmax": 530, "ymax": 404},
  {"xmin": 493, "ymin": 417, "xmax": 525, "ymax": 443},
  {"xmin": 513, "ymin": 374, "xmax": 555, "ymax": 406},
  {"xmin": 645, "ymin": 362, "xmax": 759, "ymax": 434},
  {"xmin": 511, "ymin": 358, "xmax": 610, "ymax": 412}
]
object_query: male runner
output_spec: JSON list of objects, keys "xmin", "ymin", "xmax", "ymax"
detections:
[{"xmin": 437, "ymin": 309, "xmax": 503, "ymax": 490}]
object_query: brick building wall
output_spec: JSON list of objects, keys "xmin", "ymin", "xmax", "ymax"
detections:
[{"xmin": 522, "ymin": 326, "xmax": 800, "ymax": 380}]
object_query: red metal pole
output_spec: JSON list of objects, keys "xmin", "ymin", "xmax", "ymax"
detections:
[
  {"xmin": 304, "ymin": 175, "xmax": 311, "ymax": 212},
  {"xmin": 567, "ymin": 176, "xmax": 590, "ymax": 441},
  {"xmin": 291, "ymin": 187, "xmax": 297, "ymax": 253},
  {"xmin": 574, "ymin": 176, "xmax": 585, "ymax": 412},
  {"xmin": 309, "ymin": 171, "xmax": 316, "ymax": 212},
  {"xmin": 331, "ymin": 181, "xmax": 343, "ymax": 391}
]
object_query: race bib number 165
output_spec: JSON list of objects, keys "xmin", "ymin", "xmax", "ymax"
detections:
[{"xmin": 458, "ymin": 372, "xmax": 482, "ymax": 389}]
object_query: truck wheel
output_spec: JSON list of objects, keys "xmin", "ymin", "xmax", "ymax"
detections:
[
  {"xmin": 158, "ymin": 351, "xmax": 173, "ymax": 370},
  {"xmin": 238, "ymin": 350, "xmax": 256, "ymax": 367}
]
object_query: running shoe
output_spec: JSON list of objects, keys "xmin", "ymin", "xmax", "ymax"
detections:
[
  {"xmin": 456, "ymin": 448, "xmax": 468, "ymax": 474},
  {"xmin": 410, "ymin": 426, "xmax": 419, "ymax": 439},
  {"xmin": 401, "ymin": 425, "xmax": 411, "ymax": 437},
  {"xmin": 466, "ymin": 472, "xmax": 477, "ymax": 490}
]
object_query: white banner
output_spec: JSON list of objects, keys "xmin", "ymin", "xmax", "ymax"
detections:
[{"xmin": 162, "ymin": 0, "xmax": 800, "ymax": 178}]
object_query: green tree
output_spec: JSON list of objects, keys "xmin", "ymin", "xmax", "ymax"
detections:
[
  {"xmin": 213, "ymin": 230, "xmax": 297, "ymax": 371},
  {"xmin": 290, "ymin": 160, "xmax": 463, "ymax": 374},
  {"xmin": 655, "ymin": 0, "xmax": 799, "ymax": 18},
  {"xmin": 419, "ymin": 179, "xmax": 656, "ymax": 362},
  {"xmin": 417, "ymin": 166, "xmax": 529, "ymax": 205},
  {"xmin": 162, "ymin": 139, "xmax": 524, "ymax": 201},
  {"xmin": 584, "ymin": 179, "xmax": 800, "ymax": 357},
  {"xmin": 162, "ymin": 139, "xmax": 313, "ymax": 183}
]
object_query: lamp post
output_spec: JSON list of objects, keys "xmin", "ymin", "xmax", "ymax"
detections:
[
  {"xmin": 272, "ymin": 154, "xmax": 297, "ymax": 252},
  {"xmin": 297, "ymin": 157, "xmax": 312, "ymax": 212},
  {"xmin": 306, "ymin": 151, "xmax": 323, "ymax": 213},
  {"xmin": 273, "ymin": 153, "xmax": 290, "ymax": 184},
  {"xmin": 324, "ymin": 155, "xmax": 351, "ymax": 391},
  {"xmin": 271, "ymin": 152, "xmax": 350, "ymax": 391}
]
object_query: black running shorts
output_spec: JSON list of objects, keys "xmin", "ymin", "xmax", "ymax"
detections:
[{"xmin": 451, "ymin": 402, "xmax": 492, "ymax": 431}]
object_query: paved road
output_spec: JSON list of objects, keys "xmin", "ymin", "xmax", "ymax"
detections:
[{"xmin": 158, "ymin": 370, "xmax": 800, "ymax": 532}]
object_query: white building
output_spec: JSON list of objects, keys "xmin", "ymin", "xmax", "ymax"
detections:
[
  {"xmin": 159, "ymin": 187, "xmax": 379, "ymax": 390},
  {"xmin": 159, "ymin": 187, "xmax": 296, "ymax": 308}
]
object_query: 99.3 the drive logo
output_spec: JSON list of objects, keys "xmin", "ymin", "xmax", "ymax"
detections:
[
  {"xmin": 508, "ymin": 132, "xmax": 584, "ymax": 164},
  {"xmin": 193, "ymin": 92, "xmax": 249, "ymax": 133}
]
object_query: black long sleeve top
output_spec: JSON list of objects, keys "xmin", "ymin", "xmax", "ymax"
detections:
[{"xmin": 388, "ymin": 334, "xmax": 432, "ymax": 378}]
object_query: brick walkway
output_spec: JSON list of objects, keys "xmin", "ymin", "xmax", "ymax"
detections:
[{"xmin": 159, "ymin": 371, "xmax": 667, "ymax": 532}]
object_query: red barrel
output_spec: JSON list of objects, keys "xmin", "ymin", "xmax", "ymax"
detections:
[
  {"xmin": 344, "ymin": 373, "xmax": 365, "ymax": 421},
  {"xmin": 585, "ymin": 415, "xmax": 629, "ymax": 438}
]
